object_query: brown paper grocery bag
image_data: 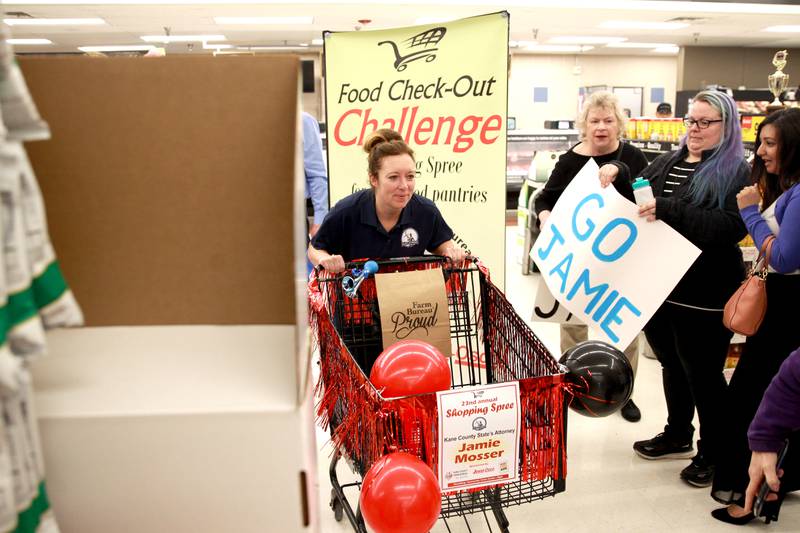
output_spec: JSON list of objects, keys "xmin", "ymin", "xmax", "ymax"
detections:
[{"xmin": 375, "ymin": 268, "xmax": 451, "ymax": 358}]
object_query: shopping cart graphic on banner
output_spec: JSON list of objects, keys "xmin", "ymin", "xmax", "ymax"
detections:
[{"xmin": 378, "ymin": 27, "xmax": 446, "ymax": 71}]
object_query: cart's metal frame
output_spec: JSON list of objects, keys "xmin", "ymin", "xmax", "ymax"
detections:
[{"xmin": 314, "ymin": 257, "xmax": 567, "ymax": 532}]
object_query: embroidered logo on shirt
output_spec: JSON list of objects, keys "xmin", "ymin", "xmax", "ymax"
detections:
[{"xmin": 401, "ymin": 227, "xmax": 419, "ymax": 248}]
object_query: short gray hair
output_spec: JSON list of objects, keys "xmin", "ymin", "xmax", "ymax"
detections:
[{"xmin": 576, "ymin": 91, "xmax": 627, "ymax": 140}]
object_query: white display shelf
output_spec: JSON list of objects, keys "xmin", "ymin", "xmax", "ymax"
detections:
[
  {"xmin": 29, "ymin": 325, "xmax": 315, "ymax": 533},
  {"xmin": 32, "ymin": 325, "xmax": 298, "ymax": 419}
]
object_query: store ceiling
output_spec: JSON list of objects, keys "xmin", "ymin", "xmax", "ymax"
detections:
[{"xmin": 3, "ymin": 1, "xmax": 800, "ymax": 55}]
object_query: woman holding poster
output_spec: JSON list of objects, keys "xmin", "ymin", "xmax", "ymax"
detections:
[
  {"xmin": 601, "ymin": 90, "xmax": 750, "ymax": 489},
  {"xmin": 534, "ymin": 90, "xmax": 648, "ymax": 423},
  {"xmin": 308, "ymin": 128, "xmax": 465, "ymax": 272},
  {"xmin": 711, "ymin": 107, "xmax": 800, "ymax": 525}
]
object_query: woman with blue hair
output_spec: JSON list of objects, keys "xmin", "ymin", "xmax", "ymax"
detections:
[{"xmin": 601, "ymin": 90, "xmax": 750, "ymax": 488}]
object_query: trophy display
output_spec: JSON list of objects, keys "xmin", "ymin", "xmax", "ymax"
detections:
[{"xmin": 768, "ymin": 50, "xmax": 789, "ymax": 111}]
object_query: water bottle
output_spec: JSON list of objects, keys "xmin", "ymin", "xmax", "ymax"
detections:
[{"xmin": 632, "ymin": 177, "xmax": 654, "ymax": 206}]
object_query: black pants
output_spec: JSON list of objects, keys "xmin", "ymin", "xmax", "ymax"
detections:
[
  {"xmin": 644, "ymin": 301, "xmax": 732, "ymax": 463},
  {"xmin": 712, "ymin": 274, "xmax": 800, "ymax": 505}
]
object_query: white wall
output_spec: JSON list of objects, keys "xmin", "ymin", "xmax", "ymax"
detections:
[{"xmin": 509, "ymin": 54, "xmax": 678, "ymax": 130}]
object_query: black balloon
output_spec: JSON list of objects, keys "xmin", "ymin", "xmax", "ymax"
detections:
[{"xmin": 559, "ymin": 340, "xmax": 634, "ymax": 417}]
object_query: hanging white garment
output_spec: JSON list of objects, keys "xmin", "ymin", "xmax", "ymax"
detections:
[
  {"xmin": 12, "ymin": 142, "xmax": 83, "ymax": 329},
  {"xmin": 0, "ymin": 26, "xmax": 49, "ymax": 142}
]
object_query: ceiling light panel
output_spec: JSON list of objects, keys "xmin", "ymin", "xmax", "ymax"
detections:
[
  {"xmin": 78, "ymin": 44, "xmax": 155, "ymax": 52},
  {"xmin": 606, "ymin": 42, "xmax": 678, "ymax": 48},
  {"xmin": 6, "ymin": 38, "xmax": 53, "ymax": 44},
  {"xmin": 237, "ymin": 45, "xmax": 311, "ymax": 51},
  {"xmin": 763, "ymin": 26, "xmax": 800, "ymax": 33},
  {"xmin": 523, "ymin": 44, "xmax": 594, "ymax": 53},
  {"xmin": 141, "ymin": 34, "xmax": 226, "ymax": 43},
  {"xmin": 202, "ymin": 42, "xmax": 234, "ymax": 49},
  {"xmin": 4, "ymin": 17, "xmax": 105, "ymax": 26}
]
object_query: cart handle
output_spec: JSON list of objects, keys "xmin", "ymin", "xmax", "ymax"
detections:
[{"xmin": 342, "ymin": 255, "xmax": 475, "ymax": 270}]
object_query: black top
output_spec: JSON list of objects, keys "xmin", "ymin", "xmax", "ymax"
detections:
[
  {"xmin": 311, "ymin": 189, "xmax": 454, "ymax": 260},
  {"xmin": 534, "ymin": 141, "xmax": 649, "ymax": 218},
  {"xmin": 615, "ymin": 146, "xmax": 750, "ymax": 308}
]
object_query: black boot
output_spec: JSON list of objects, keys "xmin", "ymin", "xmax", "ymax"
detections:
[{"xmin": 620, "ymin": 399, "xmax": 641, "ymax": 422}]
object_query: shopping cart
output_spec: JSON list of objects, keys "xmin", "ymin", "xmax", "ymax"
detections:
[{"xmin": 309, "ymin": 257, "xmax": 568, "ymax": 532}]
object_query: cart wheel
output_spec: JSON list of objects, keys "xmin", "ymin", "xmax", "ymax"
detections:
[{"xmin": 330, "ymin": 489, "xmax": 344, "ymax": 522}]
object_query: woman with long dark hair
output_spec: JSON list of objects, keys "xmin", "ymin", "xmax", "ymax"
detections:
[{"xmin": 711, "ymin": 107, "xmax": 800, "ymax": 525}]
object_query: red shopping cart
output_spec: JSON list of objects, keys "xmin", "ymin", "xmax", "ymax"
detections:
[{"xmin": 309, "ymin": 257, "xmax": 568, "ymax": 532}]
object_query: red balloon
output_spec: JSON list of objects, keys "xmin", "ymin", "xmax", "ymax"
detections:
[
  {"xmin": 370, "ymin": 340, "xmax": 451, "ymax": 397},
  {"xmin": 360, "ymin": 452, "xmax": 441, "ymax": 533}
]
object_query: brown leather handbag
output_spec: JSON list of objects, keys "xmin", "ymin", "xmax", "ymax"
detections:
[{"xmin": 723, "ymin": 236, "xmax": 775, "ymax": 336}]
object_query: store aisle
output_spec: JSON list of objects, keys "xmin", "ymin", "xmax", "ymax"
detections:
[{"xmin": 314, "ymin": 229, "xmax": 800, "ymax": 533}]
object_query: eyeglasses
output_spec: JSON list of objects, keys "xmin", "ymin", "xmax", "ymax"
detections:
[{"xmin": 683, "ymin": 117, "xmax": 723, "ymax": 129}]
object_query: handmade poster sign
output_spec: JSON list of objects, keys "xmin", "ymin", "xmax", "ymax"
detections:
[
  {"xmin": 532, "ymin": 282, "xmax": 579, "ymax": 324},
  {"xmin": 531, "ymin": 160, "xmax": 700, "ymax": 350}
]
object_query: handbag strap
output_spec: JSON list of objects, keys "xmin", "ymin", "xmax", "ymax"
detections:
[
  {"xmin": 754, "ymin": 235, "xmax": 776, "ymax": 278},
  {"xmin": 614, "ymin": 140, "xmax": 624, "ymax": 161}
]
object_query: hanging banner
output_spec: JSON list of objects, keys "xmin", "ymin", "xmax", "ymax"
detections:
[
  {"xmin": 531, "ymin": 160, "xmax": 700, "ymax": 350},
  {"xmin": 324, "ymin": 12, "xmax": 509, "ymax": 287},
  {"xmin": 437, "ymin": 382, "xmax": 520, "ymax": 492}
]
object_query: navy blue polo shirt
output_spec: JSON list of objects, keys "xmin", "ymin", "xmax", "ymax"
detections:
[{"xmin": 311, "ymin": 189, "xmax": 454, "ymax": 260}]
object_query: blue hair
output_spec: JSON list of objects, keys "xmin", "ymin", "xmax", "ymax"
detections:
[{"xmin": 680, "ymin": 90, "xmax": 746, "ymax": 208}]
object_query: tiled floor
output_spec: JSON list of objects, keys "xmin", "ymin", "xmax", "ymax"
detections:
[{"xmin": 314, "ymin": 229, "xmax": 800, "ymax": 533}]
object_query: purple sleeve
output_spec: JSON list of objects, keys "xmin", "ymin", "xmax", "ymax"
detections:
[
  {"xmin": 740, "ymin": 184, "xmax": 800, "ymax": 273},
  {"xmin": 748, "ymin": 347, "xmax": 800, "ymax": 452}
]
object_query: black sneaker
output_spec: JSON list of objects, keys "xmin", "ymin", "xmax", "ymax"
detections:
[
  {"xmin": 680, "ymin": 454, "xmax": 715, "ymax": 487},
  {"xmin": 633, "ymin": 432, "xmax": 694, "ymax": 460},
  {"xmin": 620, "ymin": 399, "xmax": 641, "ymax": 422}
]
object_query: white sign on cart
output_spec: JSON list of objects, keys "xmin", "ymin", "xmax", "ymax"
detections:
[
  {"xmin": 531, "ymin": 160, "xmax": 701, "ymax": 350},
  {"xmin": 437, "ymin": 382, "xmax": 520, "ymax": 492}
]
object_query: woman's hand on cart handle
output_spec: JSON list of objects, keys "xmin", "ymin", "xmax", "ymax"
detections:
[
  {"xmin": 319, "ymin": 254, "xmax": 346, "ymax": 273},
  {"xmin": 442, "ymin": 246, "xmax": 467, "ymax": 264}
]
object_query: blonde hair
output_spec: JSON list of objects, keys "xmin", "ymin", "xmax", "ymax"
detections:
[
  {"xmin": 363, "ymin": 128, "xmax": 415, "ymax": 177},
  {"xmin": 576, "ymin": 91, "xmax": 627, "ymax": 141}
]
